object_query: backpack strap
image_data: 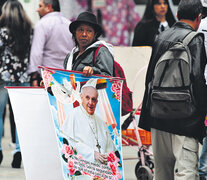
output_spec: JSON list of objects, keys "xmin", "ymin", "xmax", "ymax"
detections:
[
  {"xmin": 94, "ymin": 44, "xmax": 105, "ymax": 62},
  {"xmin": 182, "ymin": 31, "xmax": 197, "ymax": 46}
]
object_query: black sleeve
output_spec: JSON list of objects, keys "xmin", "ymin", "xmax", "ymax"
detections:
[
  {"xmin": 189, "ymin": 34, "xmax": 207, "ymax": 112},
  {"xmin": 132, "ymin": 22, "xmax": 150, "ymax": 46}
]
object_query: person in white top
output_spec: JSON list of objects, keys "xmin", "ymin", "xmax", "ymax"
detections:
[
  {"xmin": 28, "ymin": 0, "xmax": 73, "ymax": 87},
  {"xmin": 61, "ymin": 82, "xmax": 116, "ymax": 165}
]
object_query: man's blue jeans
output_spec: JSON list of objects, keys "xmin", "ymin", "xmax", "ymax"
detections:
[
  {"xmin": 199, "ymin": 136, "xmax": 207, "ymax": 179},
  {"xmin": 0, "ymin": 80, "xmax": 29, "ymax": 152}
]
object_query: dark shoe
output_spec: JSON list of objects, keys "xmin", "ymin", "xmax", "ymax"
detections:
[
  {"xmin": 0, "ymin": 150, "xmax": 2, "ymax": 164},
  {"xmin": 11, "ymin": 152, "xmax": 21, "ymax": 168}
]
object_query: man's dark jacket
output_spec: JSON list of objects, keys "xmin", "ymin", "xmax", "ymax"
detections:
[{"xmin": 139, "ymin": 22, "xmax": 207, "ymax": 143}]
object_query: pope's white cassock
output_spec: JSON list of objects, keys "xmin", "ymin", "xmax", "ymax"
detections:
[{"xmin": 61, "ymin": 104, "xmax": 116, "ymax": 163}]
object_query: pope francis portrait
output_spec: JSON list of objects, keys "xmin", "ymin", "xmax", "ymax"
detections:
[{"xmin": 61, "ymin": 81, "xmax": 116, "ymax": 165}]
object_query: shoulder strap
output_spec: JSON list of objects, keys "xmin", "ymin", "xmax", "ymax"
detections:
[
  {"xmin": 63, "ymin": 53, "xmax": 70, "ymax": 69},
  {"xmin": 182, "ymin": 31, "xmax": 197, "ymax": 46},
  {"xmin": 94, "ymin": 44, "xmax": 105, "ymax": 63}
]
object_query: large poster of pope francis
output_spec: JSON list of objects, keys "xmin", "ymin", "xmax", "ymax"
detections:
[{"xmin": 41, "ymin": 67, "xmax": 124, "ymax": 180}]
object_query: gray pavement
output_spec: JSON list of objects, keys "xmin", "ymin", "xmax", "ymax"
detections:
[
  {"xmin": 122, "ymin": 146, "xmax": 142, "ymax": 180},
  {"xmin": 0, "ymin": 106, "xmax": 25, "ymax": 180}
]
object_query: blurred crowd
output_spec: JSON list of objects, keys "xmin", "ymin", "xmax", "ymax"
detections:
[{"xmin": 2, "ymin": 1, "xmax": 207, "ymax": 180}]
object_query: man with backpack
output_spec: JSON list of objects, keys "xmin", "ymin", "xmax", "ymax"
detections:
[{"xmin": 139, "ymin": 0, "xmax": 207, "ymax": 179}]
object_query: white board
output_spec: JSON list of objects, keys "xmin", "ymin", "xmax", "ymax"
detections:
[{"xmin": 7, "ymin": 88, "xmax": 64, "ymax": 180}]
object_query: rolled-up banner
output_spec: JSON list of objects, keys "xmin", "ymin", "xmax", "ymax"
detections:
[{"xmin": 7, "ymin": 87, "xmax": 64, "ymax": 180}]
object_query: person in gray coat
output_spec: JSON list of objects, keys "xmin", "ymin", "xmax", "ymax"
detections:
[{"xmin": 64, "ymin": 11, "xmax": 114, "ymax": 77}]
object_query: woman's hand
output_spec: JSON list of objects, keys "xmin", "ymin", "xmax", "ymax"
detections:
[{"xmin": 83, "ymin": 66, "xmax": 93, "ymax": 76}]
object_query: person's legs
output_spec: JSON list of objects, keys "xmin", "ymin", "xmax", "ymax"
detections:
[
  {"xmin": 151, "ymin": 128, "xmax": 175, "ymax": 180},
  {"xmin": 10, "ymin": 82, "xmax": 29, "ymax": 168},
  {"xmin": 199, "ymin": 136, "xmax": 207, "ymax": 179},
  {"xmin": 0, "ymin": 80, "xmax": 9, "ymax": 164},
  {"xmin": 8, "ymin": 98, "xmax": 16, "ymax": 144},
  {"xmin": 2, "ymin": 105, "xmax": 6, "ymax": 137},
  {"xmin": 173, "ymin": 135, "xmax": 199, "ymax": 180},
  {"xmin": 11, "ymin": 130, "xmax": 21, "ymax": 168},
  {"xmin": 15, "ymin": 130, "xmax": 20, "ymax": 151}
]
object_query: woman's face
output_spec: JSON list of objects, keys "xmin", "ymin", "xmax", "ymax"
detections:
[
  {"xmin": 75, "ymin": 24, "xmax": 96, "ymax": 50},
  {"xmin": 153, "ymin": 0, "xmax": 168, "ymax": 18}
]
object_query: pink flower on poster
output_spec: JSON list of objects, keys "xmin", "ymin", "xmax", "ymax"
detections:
[
  {"xmin": 67, "ymin": 158, "xmax": 76, "ymax": 175},
  {"xmin": 42, "ymin": 70, "xmax": 53, "ymax": 88},
  {"xmin": 106, "ymin": 151, "xmax": 122, "ymax": 179},
  {"xmin": 111, "ymin": 81, "xmax": 121, "ymax": 101},
  {"xmin": 67, "ymin": 158, "xmax": 74, "ymax": 169},
  {"xmin": 62, "ymin": 131, "xmax": 122, "ymax": 179},
  {"xmin": 62, "ymin": 144, "xmax": 74, "ymax": 158}
]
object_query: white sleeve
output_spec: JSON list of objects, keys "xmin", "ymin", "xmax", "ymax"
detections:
[{"xmin": 61, "ymin": 110, "xmax": 95, "ymax": 162}]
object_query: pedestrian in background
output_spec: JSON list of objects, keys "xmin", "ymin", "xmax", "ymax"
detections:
[
  {"xmin": 0, "ymin": 0, "xmax": 32, "ymax": 168},
  {"xmin": 139, "ymin": 0, "xmax": 207, "ymax": 179},
  {"xmin": 132, "ymin": 0, "xmax": 176, "ymax": 46},
  {"xmin": 0, "ymin": 0, "xmax": 16, "ymax": 152},
  {"xmin": 28, "ymin": 0, "xmax": 73, "ymax": 87}
]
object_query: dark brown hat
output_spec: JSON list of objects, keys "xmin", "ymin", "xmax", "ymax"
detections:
[{"xmin": 69, "ymin": 11, "xmax": 103, "ymax": 38}]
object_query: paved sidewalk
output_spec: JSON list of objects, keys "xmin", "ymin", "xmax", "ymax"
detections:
[{"xmin": 0, "ymin": 107, "xmax": 25, "ymax": 180}]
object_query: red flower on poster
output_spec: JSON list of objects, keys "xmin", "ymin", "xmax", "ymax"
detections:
[
  {"xmin": 107, "ymin": 152, "xmax": 122, "ymax": 180},
  {"xmin": 62, "ymin": 144, "xmax": 74, "ymax": 158},
  {"xmin": 62, "ymin": 138, "xmax": 122, "ymax": 179},
  {"xmin": 107, "ymin": 151, "xmax": 119, "ymax": 163},
  {"xmin": 67, "ymin": 158, "xmax": 76, "ymax": 175}
]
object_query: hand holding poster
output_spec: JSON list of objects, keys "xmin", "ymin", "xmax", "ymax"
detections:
[{"xmin": 41, "ymin": 67, "xmax": 124, "ymax": 180}]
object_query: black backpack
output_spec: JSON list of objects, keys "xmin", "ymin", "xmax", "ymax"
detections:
[{"xmin": 149, "ymin": 31, "xmax": 197, "ymax": 119}]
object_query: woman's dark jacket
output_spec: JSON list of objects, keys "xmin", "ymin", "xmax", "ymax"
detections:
[
  {"xmin": 139, "ymin": 22, "xmax": 207, "ymax": 143},
  {"xmin": 64, "ymin": 41, "xmax": 114, "ymax": 76},
  {"xmin": 132, "ymin": 17, "xmax": 175, "ymax": 46}
]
